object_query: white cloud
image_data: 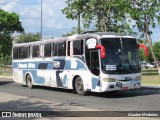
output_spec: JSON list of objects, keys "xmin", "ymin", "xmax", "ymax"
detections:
[
  {"xmin": 20, "ymin": 6, "xmax": 41, "ymax": 19},
  {"xmin": 0, "ymin": 0, "xmax": 78, "ymax": 38},
  {"xmin": 0, "ymin": 0, "xmax": 18, "ymax": 12}
]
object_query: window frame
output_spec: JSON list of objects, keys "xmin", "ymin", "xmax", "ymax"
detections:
[
  {"xmin": 13, "ymin": 47, "xmax": 18, "ymax": 60},
  {"xmin": 44, "ymin": 43, "xmax": 51, "ymax": 57},
  {"xmin": 73, "ymin": 39, "xmax": 84, "ymax": 56},
  {"xmin": 32, "ymin": 45, "xmax": 40, "ymax": 58},
  {"xmin": 54, "ymin": 42, "xmax": 66, "ymax": 56}
]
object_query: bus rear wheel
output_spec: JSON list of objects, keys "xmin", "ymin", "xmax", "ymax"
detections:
[
  {"xmin": 75, "ymin": 77, "xmax": 86, "ymax": 95},
  {"xmin": 26, "ymin": 74, "xmax": 33, "ymax": 89}
]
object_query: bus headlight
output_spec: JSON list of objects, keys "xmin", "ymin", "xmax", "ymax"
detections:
[
  {"xmin": 135, "ymin": 76, "xmax": 141, "ymax": 81},
  {"xmin": 103, "ymin": 78, "xmax": 116, "ymax": 82}
]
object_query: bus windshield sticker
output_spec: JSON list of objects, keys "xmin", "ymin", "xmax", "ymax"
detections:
[
  {"xmin": 86, "ymin": 38, "xmax": 97, "ymax": 49},
  {"xmin": 105, "ymin": 65, "xmax": 117, "ymax": 71}
]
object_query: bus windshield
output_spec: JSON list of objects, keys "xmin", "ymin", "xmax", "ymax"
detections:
[{"xmin": 101, "ymin": 38, "xmax": 141, "ymax": 74}]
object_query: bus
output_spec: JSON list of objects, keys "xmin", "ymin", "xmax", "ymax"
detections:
[{"xmin": 12, "ymin": 32, "xmax": 148, "ymax": 95}]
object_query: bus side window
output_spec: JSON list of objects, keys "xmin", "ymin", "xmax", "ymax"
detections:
[
  {"xmin": 27, "ymin": 46, "xmax": 30, "ymax": 58},
  {"xmin": 58, "ymin": 42, "xmax": 66, "ymax": 56},
  {"xmin": 23, "ymin": 46, "xmax": 28, "ymax": 59},
  {"xmin": 67, "ymin": 41, "xmax": 70, "ymax": 56},
  {"xmin": 44, "ymin": 43, "xmax": 51, "ymax": 57},
  {"xmin": 51, "ymin": 43, "xmax": 54, "ymax": 57},
  {"xmin": 54, "ymin": 42, "xmax": 66, "ymax": 56},
  {"xmin": 73, "ymin": 40, "xmax": 83, "ymax": 55},
  {"xmin": 18, "ymin": 47, "xmax": 23, "ymax": 59},
  {"xmin": 32, "ymin": 45, "xmax": 40, "ymax": 58},
  {"xmin": 13, "ymin": 47, "xmax": 18, "ymax": 59},
  {"xmin": 54, "ymin": 43, "xmax": 58, "ymax": 56}
]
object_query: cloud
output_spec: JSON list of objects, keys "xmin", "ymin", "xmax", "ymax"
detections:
[
  {"xmin": 0, "ymin": 0, "xmax": 77, "ymax": 37},
  {"xmin": 0, "ymin": 0, "xmax": 18, "ymax": 12}
]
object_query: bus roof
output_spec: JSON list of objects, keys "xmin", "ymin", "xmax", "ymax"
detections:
[{"xmin": 13, "ymin": 32, "xmax": 135, "ymax": 47}]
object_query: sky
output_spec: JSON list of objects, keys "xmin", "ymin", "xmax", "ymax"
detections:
[
  {"xmin": 0, "ymin": 0, "xmax": 77, "ymax": 38},
  {"xmin": 0, "ymin": 0, "xmax": 160, "ymax": 41}
]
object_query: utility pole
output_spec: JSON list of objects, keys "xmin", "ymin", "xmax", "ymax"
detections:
[
  {"xmin": 77, "ymin": 13, "xmax": 80, "ymax": 34},
  {"xmin": 41, "ymin": 0, "xmax": 43, "ymax": 40}
]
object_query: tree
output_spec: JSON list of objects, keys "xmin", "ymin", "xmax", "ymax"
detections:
[
  {"xmin": 14, "ymin": 33, "xmax": 41, "ymax": 43},
  {"xmin": 62, "ymin": 0, "xmax": 160, "ymax": 74},
  {"xmin": 0, "ymin": 9, "xmax": 24, "ymax": 56},
  {"xmin": 62, "ymin": 0, "xmax": 134, "ymax": 34},
  {"xmin": 153, "ymin": 41, "xmax": 160, "ymax": 62},
  {"xmin": 62, "ymin": 27, "xmax": 85, "ymax": 37},
  {"xmin": 129, "ymin": 0, "xmax": 160, "ymax": 74}
]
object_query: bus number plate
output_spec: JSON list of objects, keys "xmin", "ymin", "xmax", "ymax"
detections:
[{"xmin": 116, "ymin": 82, "xmax": 122, "ymax": 88}]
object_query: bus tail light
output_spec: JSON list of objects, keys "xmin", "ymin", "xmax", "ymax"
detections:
[
  {"xmin": 138, "ymin": 44, "xmax": 149, "ymax": 57},
  {"xmin": 96, "ymin": 44, "xmax": 106, "ymax": 59}
]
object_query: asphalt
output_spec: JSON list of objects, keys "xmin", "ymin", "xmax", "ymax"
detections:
[
  {"xmin": 0, "ymin": 91, "xmax": 156, "ymax": 120},
  {"xmin": 0, "ymin": 76, "xmax": 159, "ymax": 120}
]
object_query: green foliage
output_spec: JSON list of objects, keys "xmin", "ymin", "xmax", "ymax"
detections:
[
  {"xmin": 138, "ymin": 41, "xmax": 160, "ymax": 63},
  {"xmin": 62, "ymin": 0, "xmax": 134, "ymax": 34},
  {"xmin": 0, "ymin": 9, "xmax": 24, "ymax": 34},
  {"xmin": 129, "ymin": 0, "xmax": 160, "ymax": 72},
  {"xmin": 0, "ymin": 9, "xmax": 24, "ymax": 57},
  {"xmin": 62, "ymin": 27, "xmax": 85, "ymax": 37},
  {"xmin": 0, "ymin": 33, "xmax": 13, "ymax": 56},
  {"xmin": 139, "ymin": 48, "xmax": 148, "ymax": 61},
  {"xmin": 0, "ymin": 53, "xmax": 11, "ymax": 68},
  {"xmin": 14, "ymin": 33, "xmax": 41, "ymax": 43},
  {"xmin": 153, "ymin": 41, "xmax": 160, "ymax": 61},
  {"xmin": 129, "ymin": 0, "xmax": 160, "ymax": 37},
  {"xmin": 62, "ymin": 0, "xmax": 159, "ymax": 37}
]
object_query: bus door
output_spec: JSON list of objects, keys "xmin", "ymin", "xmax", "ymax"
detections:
[{"xmin": 85, "ymin": 50, "xmax": 100, "ymax": 90}]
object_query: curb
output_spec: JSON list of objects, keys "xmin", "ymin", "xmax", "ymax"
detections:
[
  {"xmin": 142, "ymin": 85, "xmax": 160, "ymax": 88},
  {"xmin": 0, "ymin": 76, "xmax": 13, "ymax": 79}
]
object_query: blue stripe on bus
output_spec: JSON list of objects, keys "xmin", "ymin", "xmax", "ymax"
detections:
[
  {"xmin": 13, "ymin": 59, "xmax": 87, "ymax": 70},
  {"xmin": 22, "ymin": 70, "xmax": 45, "ymax": 84},
  {"xmin": 92, "ymin": 77, "xmax": 100, "ymax": 89},
  {"xmin": 13, "ymin": 58, "xmax": 88, "ymax": 87}
]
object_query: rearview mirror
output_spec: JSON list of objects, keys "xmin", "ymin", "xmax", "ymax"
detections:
[
  {"xmin": 96, "ymin": 44, "xmax": 106, "ymax": 59},
  {"xmin": 138, "ymin": 44, "xmax": 149, "ymax": 57}
]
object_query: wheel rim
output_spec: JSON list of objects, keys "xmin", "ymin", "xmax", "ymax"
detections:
[
  {"xmin": 27, "ymin": 76, "xmax": 32, "ymax": 87},
  {"xmin": 77, "ymin": 80, "xmax": 83, "ymax": 91},
  {"xmin": 28, "ymin": 79, "xmax": 31, "ymax": 86}
]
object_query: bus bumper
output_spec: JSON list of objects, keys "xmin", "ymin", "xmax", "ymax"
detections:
[{"xmin": 100, "ymin": 80, "xmax": 141, "ymax": 92}]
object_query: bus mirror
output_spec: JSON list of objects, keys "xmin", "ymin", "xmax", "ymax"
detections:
[
  {"xmin": 96, "ymin": 44, "xmax": 106, "ymax": 59},
  {"xmin": 138, "ymin": 44, "xmax": 149, "ymax": 57},
  {"xmin": 53, "ymin": 61, "xmax": 60, "ymax": 68}
]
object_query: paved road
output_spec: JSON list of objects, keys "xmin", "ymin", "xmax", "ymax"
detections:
[{"xmin": 0, "ymin": 78, "xmax": 160, "ymax": 112}]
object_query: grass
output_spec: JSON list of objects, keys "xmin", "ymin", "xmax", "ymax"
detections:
[
  {"xmin": 142, "ymin": 76, "xmax": 160, "ymax": 85},
  {"xmin": 142, "ymin": 69, "xmax": 159, "ymax": 76},
  {"xmin": 0, "ymin": 72, "xmax": 12, "ymax": 77}
]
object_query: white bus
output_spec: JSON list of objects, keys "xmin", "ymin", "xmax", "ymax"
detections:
[{"xmin": 12, "ymin": 32, "xmax": 148, "ymax": 95}]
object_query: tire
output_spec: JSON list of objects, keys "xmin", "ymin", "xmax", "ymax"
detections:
[
  {"xmin": 26, "ymin": 74, "xmax": 33, "ymax": 89},
  {"xmin": 74, "ymin": 77, "xmax": 86, "ymax": 95}
]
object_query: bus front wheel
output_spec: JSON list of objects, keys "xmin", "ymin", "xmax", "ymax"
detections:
[
  {"xmin": 26, "ymin": 74, "xmax": 33, "ymax": 89},
  {"xmin": 75, "ymin": 77, "xmax": 86, "ymax": 95}
]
